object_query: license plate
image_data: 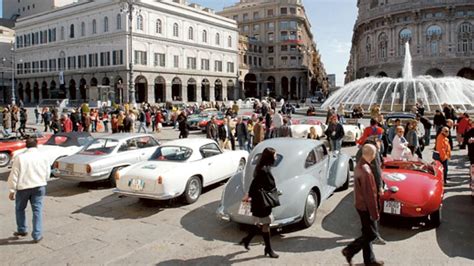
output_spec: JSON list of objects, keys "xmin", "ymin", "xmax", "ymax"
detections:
[
  {"xmin": 383, "ymin": 201, "xmax": 401, "ymax": 215},
  {"xmin": 65, "ymin": 163, "xmax": 74, "ymax": 173},
  {"xmin": 129, "ymin": 179, "xmax": 145, "ymax": 191}
]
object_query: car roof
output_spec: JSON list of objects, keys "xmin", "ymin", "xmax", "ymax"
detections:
[
  {"xmin": 97, "ymin": 133, "xmax": 157, "ymax": 141},
  {"xmin": 252, "ymin": 138, "xmax": 323, "ymax": 160},
  {"xmin": 162, "ymin": 138, "xmax": 217, "ymax": 150}
]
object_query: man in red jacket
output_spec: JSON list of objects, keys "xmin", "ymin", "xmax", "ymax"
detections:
[
  {"xmin": 60, "ymin": 114, "xmax": 73, "ymax": 133},
  {"xmin": 342, "ymin": 144, "xmax": 384, "ymax": 266}
]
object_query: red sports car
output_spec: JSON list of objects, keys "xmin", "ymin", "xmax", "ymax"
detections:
[
  {"xmin": 0, "ymin": 129, "xmax": 52, "ymax": 167},
  {"xmin": 380, "ymin": 159, "xmax": 444, "ymax": 227}
]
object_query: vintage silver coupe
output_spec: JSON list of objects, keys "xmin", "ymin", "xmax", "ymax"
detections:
[
  {"xmin": 53, "ymin": 133, "xmax": 160, "ymax": 186},
  {"xmin": 217, "ymin": 138, "xmax": 353, "ymax": 228}
]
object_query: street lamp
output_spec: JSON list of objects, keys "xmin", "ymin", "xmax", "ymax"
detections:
[
  {"xmin": 120, "ymin": 0, "xmax": 140, "ymax": 106},
  {"xmin": 10, "ymin": 44, "xmax": 16, "ymax": 105}
]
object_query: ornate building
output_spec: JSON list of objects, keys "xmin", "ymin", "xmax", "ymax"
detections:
[
  {"xmin": 346, "ymin": 0, "xmax": 474, "ymax": 83},
  {"xmin": 219, "ymin": 0, "xmax": 327, "ymax": 100},
  {"xmin": 14, "ymin": 0, "xmax": 238, "ymax": 104}
]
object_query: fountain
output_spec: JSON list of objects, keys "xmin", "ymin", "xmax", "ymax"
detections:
[{"xmin": 323, "ymin": 43, "xmax": 474, "ymax": 113}]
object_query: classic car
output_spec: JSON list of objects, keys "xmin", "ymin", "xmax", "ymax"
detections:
[
  {"xmin": 217, "ymin": 138, "xmax": 353, "ymax": 228},
  {"xmin": 114, "ymin": 138, "xmax": 249, "ymax": 204},
  {"xmin": 187, "ymin": 111, "xmax": 224, "ymax": 130},
  {"xmin": 53, "ymin": 134, "xmax": 160, "ymax": 186},
  {"xmin": 12, "ymin": 132, "xmax": 94, "ymax": 168},
  {"xmin": 385, "ymin": 113, "xmax": 416, "ymax": 127},
  {"xmin": 198, "ymin": 114, "xmax": 253, "ymax": 131},
  {"xmin": 342, "ymin": 119, "xmax": 365, "ymax": 144},
  {"xmin": 381, "ymin": 159, "xmax": 444, "ymax": 227},
  {"xmin": 0, "ymin": 128, "xmax": 52, "ymax": 167}
]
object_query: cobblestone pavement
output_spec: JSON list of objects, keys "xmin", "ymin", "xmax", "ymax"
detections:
[{"xmin": 0, "ymin": 110, "xmax": 472, "ymax": 265}]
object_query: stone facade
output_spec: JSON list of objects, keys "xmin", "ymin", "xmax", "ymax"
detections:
[
  {"xmin": 3, "ymin": 0, "xmax": 77, "ymax": 20},
  {"xmin": 346, "ymin": 0, "xmax": 474, "ymax": 83},
  {"xmin": 0, "ymin": 25, "xmax": 15, "ymax": 103},
  {"xmin": 13, "ymin": 0, "xmax": 239, "ymax": 105},
  {"xmin": 218, "ymin": 0, "xmax": 327, "ymax": 100}
]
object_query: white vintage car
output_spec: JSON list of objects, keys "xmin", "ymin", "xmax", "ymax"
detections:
[
  {"xmin": 289, "ymin": 118, "xmax": 326, "ymax": 139},
  {"xmin": 114, "ymin": 138, "xmax": 249, "ymax": 204},
  {"xmin": 53, "ymin": 134, "xmax": 160, "ymax": 186},
  {"xmin": 12, "ymin": 132, "xmax": 94, "ymax": 168},
  {"xmin": 342, "ymin": 119, "xmax": 365, "ymax": 144}
]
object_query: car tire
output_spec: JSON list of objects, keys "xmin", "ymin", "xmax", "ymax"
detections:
[
  {"xmin": 429, "ymin": 207, "xmax": 442, "ymax": 227},
  {"xmin": 341, "ymin": 168, "xmax": 350, "ymax": 190},
  {"xmin": 109, "ymin": 167, "xmax": 123, "ymax": 187},
  {"xmin": 300, "ymin": 190, "xmax": 319, "ymax": 228},
  {"xmin": 0, "ymin": 152, "xmax": 11, "ymax": 168},
  {"xmin": 183, "ymin": 176, "xmax": 202, "ymax": 204}
]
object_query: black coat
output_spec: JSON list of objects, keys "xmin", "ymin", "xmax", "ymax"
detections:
[{"xmin": 249, "ymin": 166, "xmax": 277, "ymax": 218}]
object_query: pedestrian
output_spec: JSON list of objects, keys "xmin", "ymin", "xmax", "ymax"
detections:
[
  {"xmin": 406, "ymin": 120, "xmax": 422, "ymax": 158},
  {"xmin": 264, "ymin": 110, "xmax": 273, "ymax": 139},
  {"xmin": 240, "ymin": 147, "xmax": 280, "ymax": 258},
  {"xmin": 60, "ymin": 114, "xmax": 72, "ymax": 133},
  {"xmin": 247, "ymin": 119, "xmax": 254, "ymax": 151},
  {"xmin": 218, "ymin": 118, "xmax": 232, "ymax": 150},
  {"xmin": 433, "ymin": 110, "xmax": 446, "ymax": 133},
  {"xmin": 81, "ymin": 113, "xmax": 91, "ymax": 133},
  {"xmin": 325, "ymin": 115, "xmax": 345, "ymax": 152},
  {"xmin": 232, "ymin": 101, "xmax": 240, "ymax": 116},
  {"xmin": 43, "ymin": 108, "xmax": 52, "ymax": 132},
  {"xmin": 253, "ymin": 117, "xmax": 265, "ymax": 147},
  {"xmin": 111, "ymin": 114, "xmax": 118, "ymax": 134},
  {"xmin": 90, "ymin": 109, "xmax": 97, "ymax": 132},
  {"xmin": 2, "ymin": 107, "xmax": 11, "ymax": 136},
  {"xmin": 50, "ymin": 116, "xmax": 61, "ymax": 134},
  {"xmin": 307, "ymin": 126, "xmax": 320, "ymax": 140},
  {"xmin": 177, "ymin": 112, "xmax": 189, "ymax": 139},
  {"xmin": 19, "ymin": 108, "xmax": 28, "ymax": 136},
  {"xmin": 8, "ymin": 138, "xmax": 50, "ymax": 243},
  {"xmin": 417, "ymin": 114, "xmax": 432, "ymax": 147},
  {"xmin": 34, "ymin": 106, "xmax": 40, "ymax": 125},
  {"xmin": 117, "ymin": 111, "xmax": 125, "ymax": 133},
  {"xmin": 342, "ymin": 144, "xmax": 384, "ymax": 266},
  {"xmin": 358, "ymin": 119, "xmax": 383, "ymax": 146},
  {"xmin": 70, "ymin": 109, "xmax": 80, "ymax": 132},
  {"xmin": 272, "ymin": 111, "xmax": 283, "ymax": 131},
  {"xmin": 145, "ymin": 109, "xmax": 151, "ymax": 128},
  {"xmin": 123, "ymin": 112, "xmax": 133, "ymax": 133},
  {"xmin": 206, "ymin": 116, "xmax": 219, "ymax": 142},
  {"xmin": 235, "ymin": 117, "xmax": 249, "ymax": 151},
  {"xmin": 102, "ymin": 111, "xmax": 109, "ymax": 133},
  {"xmin": 391, "ymin": 126, "xmax": 411, "ymax": 160},
  {"xmin": 276, "ymin": 118, "xmax": 292, "ymax": 138},
  {"xmin": 435, "ymin": 127, "xmax": 451, "ymax": 184},
  {"xmin": 155, "ymin": 111, "xmax": 163, "ymax": 133},
  {"xmin": 137, "ymin": 109, "xmax": 147, "ymax": 133},
  {"xmin": 11, "ymin": 106, "xmax": 19, "ymax": 132},
  {"xmin": 457, "ymin": 113, "xmax": 470, "ymax": 149},
  {"xmin": 337, "ymin": 103, "xmax": 346, "ymax": 124}
]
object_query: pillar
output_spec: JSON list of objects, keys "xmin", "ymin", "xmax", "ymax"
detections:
[
  {"xmin": 147, "ymin": 84, "xmax": 155, "ymax": 104},
  {"xmin": 196, "ymin": 84, "xmax": 202, "ymax": 103},
  {"xmin": 165, "ymin": 82, "xmax": 172, "ymax": 102},
  {"xmin": 222, "ymin": 85, "xmax": 228, "ymax": 102},
  {"xmin": 182, "ymin": 83, "xmax": 188, "ymax": 102},
  {"xmin": 209, "ymin": 85, "xmax": 215, "ymax": 102}
]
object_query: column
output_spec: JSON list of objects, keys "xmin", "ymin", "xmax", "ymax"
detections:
[
  {"xmin": 196, "ymin": 83, "xmax": 202, "ymax": 103},
  {"xmin": 147, "ymin": 84, "xmax": 155, "ymax": 104},
  {"xmin": 182, "ymin": 83, "xmax": 188, "ymax": 103},
  {"xmin": 209, "ymin": 85, "xmax": 215, "ymax": 102},
  {"xmin": 222, "ymin": 84, "xmax": 228, "ymax": 102},
  {"xmin": 165, "ymin": 82, "xmax": 172, "ymax": 102}
]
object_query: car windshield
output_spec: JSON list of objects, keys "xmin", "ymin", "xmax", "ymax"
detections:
[
  {"xmin": 150, "ymin": 146, "xmax": 193, "ymax": 161},
  {"xmin": 80, "ymin": 139, "xmax": 119, "ymax": 155},
  {"xmin": 251, "ymin": 153, "xmax": 283, "ymax": 167},
  {"xmin": 386, "ymin": 117, "xmax": 415, "ymax": 128}
]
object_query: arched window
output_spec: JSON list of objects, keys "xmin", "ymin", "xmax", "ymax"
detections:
[
  {"xmin": 173, "ymin": 23, "xmax": 179, "ymax": 37},
  {"xmin": 458, "ymin": 22, "xmax": 473, "ymax": 53},
  {"xmin": 378, "ymin": 32, "xmax": 388, "ymax": 59},
  {"xmin": 104, "ymin": 16, "xmax": 109, "ymax": 32},
  {"xmin": 81, "ymin": 22, "xmax": 86, "ymax": 36},
  {"xmin": 202, "ymin": 30, "xmax": 207, "ymax": 43},
  {"xmin": 228, "ymin": 35, "xmax": 232, "ymax": 47},
  {"xmin": 398, "ymin": 28, "xmax": 412, "ymax": 56},
  {"xmin": 427, "ymin": 25, "xmax": 442, "ymax": 36},
  {"xmin": 70, "ymin": 24, "xmax": 75, "ymax": 38},
  {"xmin": 366, "ymin": 36, "xmax": 371, "ymax": 61},
  {"xmin": 427, "ymin": 25, "xmax": 442, "ymax": 56},
  {"xmin": 215, "ymin": 33, "xmax": 220, "ymax": 45},
  {"xmin": 137, "ymin": 15, "xmax": 144, "ymax": 31},
  {"xmin": 92, "ymin": 19, "xmax": 97, "ymax": 34},
  {"xmin": 116, "ymin": 14, "xmax": 122, "ymax": 30},
  {"xmin": 156, "ymin": 19, "xmax": 162, "ymax": 34},
  {"xmin": 188, "ymin": 27, "xmax": 194, "ymax": 40},
  {"xmin": 60, "ymin": 26, "xmax": 65, "ymax": 40}
]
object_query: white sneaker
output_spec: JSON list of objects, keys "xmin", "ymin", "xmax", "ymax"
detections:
[{"xmin": 373, "ymin": 236, "xmax": 386, "ymax": 245}]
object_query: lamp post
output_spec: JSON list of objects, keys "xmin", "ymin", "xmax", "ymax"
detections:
[
  {"xmin": 10, "ymin": 44, "xmax": 16, "ymax": 105},
  {"xmin": 120, "ymin": 0, "xmax": 139, "ymax": 106}
]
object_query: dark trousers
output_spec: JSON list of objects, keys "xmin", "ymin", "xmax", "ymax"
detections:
[
  {"xmin": 345, "ymin": 210, "xmax": 378, "ymax": 264},
  {"xmin": 442, "ymin": 159, "xmax": 449, "ymax": 183}
]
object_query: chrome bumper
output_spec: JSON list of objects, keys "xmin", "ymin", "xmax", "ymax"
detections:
[
  {"xmin": 113, "ymin": 188, "xmax": 180, "ymax": 200},
  {"xmin": 54, "ymin": 169, "xmax": 109, "ymax": 182}
]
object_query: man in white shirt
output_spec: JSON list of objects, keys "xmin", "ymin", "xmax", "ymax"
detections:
[{"xmin": 8, "ymin": 138, "xmax": 50, "ymax": 243}]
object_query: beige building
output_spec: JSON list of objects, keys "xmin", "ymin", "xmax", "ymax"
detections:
[
  {"xmin": 219, "ymin": 0, "xmax": 327, "ymax": 100},
  {"xmin": 346, "ymin": 0, "xmax": 474, "ymax": 83},
  {"xmin": 0, "ymin": 23, "xmax": 15, "ymax": 103},
  {"xmin": 3, "ymin": 0, "xmax": 78, "ymax": 20}
]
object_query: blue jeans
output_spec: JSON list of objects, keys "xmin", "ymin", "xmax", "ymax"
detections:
[
  {"xmin": 237, "ymin": 137, "xmax": 248, "ymax": 151},
  {"xmin": 15, "ymin": 186, "xmax": 46, "ymax": 240},
  {"xmin": 330, "ymin": 139, "xmax": 342, "ymax": 152},
  {"xmin": 137, "ymin": 122, "xmax": 147, "ymax": 133}
]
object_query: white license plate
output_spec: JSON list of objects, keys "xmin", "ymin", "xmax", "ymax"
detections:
[
  {"xmin": 65, "ymin": 163, "xmax": 74, "ymax": 173},
  {"xmin": 129, "ymin": 179, "xmax": 145, "ymax": 191},
  {"xmin": 383, "ymin": 201, "xmax": 401, "ymax": 215}
]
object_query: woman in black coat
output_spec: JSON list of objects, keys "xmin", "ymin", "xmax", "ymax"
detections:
[{"xmin": 240, "ymin": 147, "xmax": 279, "ymax": 258}]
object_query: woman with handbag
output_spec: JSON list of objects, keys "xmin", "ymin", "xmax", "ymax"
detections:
[{"xmin": 240, "ymin": 147, "xmax": 280, "ymax": 258}]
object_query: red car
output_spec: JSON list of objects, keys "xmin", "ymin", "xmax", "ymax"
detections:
[
  {"xmin": 0, "ymin": 129, "xmax": 52, "ymax": 167},
  {"xmin": 380, "ymin": 159, "xmax": 444, "ymax": 227}
]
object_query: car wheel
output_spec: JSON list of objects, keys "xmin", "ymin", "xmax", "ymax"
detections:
[
  {"xmin": 341, "ymin": 168, "xmax": 350, "ymax": 190},
  {"xmin": 237, "ymin": 158, "xmax": 246, "ymax": 173},
  {"xmin": 429, "ymin": 207, "xmax": 442, "ymax": 227},
  {"xmin": 0, "ymin": 152, "xmax": 11, "ymax": 168},
  {"xmin": 183, "ymin": 176, "xmax": 202, "ymax": 204},
  {"xmin": 109, "ymin": 167, "xmax": 123, "ymax": 187},
  {"xmin": 300, "ymin": 190, "xmax": 319, "ymax": 228}
]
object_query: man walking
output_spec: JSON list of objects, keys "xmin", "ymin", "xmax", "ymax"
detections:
[
  {"xmin": 206, "ymin": 116, "xmax": 219, "ymax": 142},
  {"xmin": 8, "ymin": 138, "xmax": 50, "ymax": 243},
  {"xmin": 342, "ymin": 144, "xmax": 384, "ymax": 266},
  {"xmin": 235, "ymin": 117, "xmax": 249, "ymax": 151},
  {"xmin": 218, "ymin": 118, "xmax": 232, "ymax": 150},
  {"xmin": 325, "ymin": 115, "xmax": 345, "ymax": 152},
  {"xmin": 137, "ymin": 109, "xmax": 147, "ymax": 133}
]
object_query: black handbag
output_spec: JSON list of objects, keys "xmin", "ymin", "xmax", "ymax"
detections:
[
  {"xmin": 432, "ymin": 151, "xmax": 441, "ymax": 161},
  {"xmin": 258, "ymin": 188, "xmax": 280, "ymax": 208}
]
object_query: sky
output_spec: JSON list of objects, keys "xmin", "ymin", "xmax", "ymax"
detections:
[
  {"xmin": 191, "ymin": 0, "xmax": 358, "ymax": 86},
  {"xmin": 0, "ymin": 0, "xmax": 357, "ymax": 86}
]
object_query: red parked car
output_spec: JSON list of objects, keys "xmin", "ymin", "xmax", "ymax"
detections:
[
  {"xmin": 380, "ymin": 159, "xmax": 444, "ymax": 227},
  {"xmin": 0, "ymin": 129, "xmax": 52, "ymax": 167}
]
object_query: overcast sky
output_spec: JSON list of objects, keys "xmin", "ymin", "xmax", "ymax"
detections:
[{"xmin": 0, "ymin": 0, "xmax": 358, "ymax": 86}]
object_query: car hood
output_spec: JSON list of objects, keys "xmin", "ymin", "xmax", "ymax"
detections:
[{"xmin": 382, "ymin": 169, "xmax": 441, "ymax": 206}]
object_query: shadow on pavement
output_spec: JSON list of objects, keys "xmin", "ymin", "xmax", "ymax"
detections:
[
  {"xmin": 274, "ymin": 235, "xmax": 348, "ymax": 253},
  {"xmin": 0, "ymin": 236, "xmax": 36, "ymax": 246},
  {"xmin": 156, "ymin": 251, "xmax": 262, "ymax": 265},
  {"xmin": 46, "ymin": 178, "xmax": 112, "ymax": 198},
  {"xmin": 436, "ymin": 194, "xmax": 474, "ymax": 260}
]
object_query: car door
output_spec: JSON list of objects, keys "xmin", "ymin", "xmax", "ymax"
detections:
[
  {"xmin": 314, "ymin": 144, "xmax": 333, "ymax": 198},
  {"xmin": 115, "ymin": 138, "xmax": 141, "ymax": 166},
  {"xmin": 136, "ymin": 136, "xmax": 160, "ymax": 161},
  {"xmin": 198, "ymin": 143, "xmax": 227, "ymax": 186}
]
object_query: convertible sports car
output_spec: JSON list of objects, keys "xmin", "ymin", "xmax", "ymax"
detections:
[
  {"xmin": 381, "ymin": 159, "xmax": 444, "ymax": 227},
  {"xmin": 0, "ymin": 128, "xmax": 52, "ymax": 167},
  {"xmin": 187, "ymin": 111, "xmax": 224, "ymax": 130},
  {"xmin": 342, "ymin": 119, "xmax": 365, "ymax": 144},
  {"xmin": 53, "ymin": 134, "xmax": 160, "ymax": 186},
  {"xmin": 114, "ymin": 138, "xmax": 249, "ymax": 204},
  {"xmin": 289, "ymin": 118, "xmax": 326, "ymax": 138},
  {"xmin": 217, "ymin": 138, "xmax": 353, "ymax": 228},
  {"xmin": 12, "ymin": 132, "xmax": 94, "ymax": 168}
]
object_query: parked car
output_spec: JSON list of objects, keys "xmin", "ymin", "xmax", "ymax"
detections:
[
  {"xmin": 342, "ymin": 119, "xmax": 365, "ymax": 144},
  {"xmin": 385, "ymin": 113, "xmax": 416, "ymax": 128},
  {"xmin": 114, "ymin": 138, "xmax": 249, "ymax": 204},
  {"xmin": 187, "ymin": 111, "xmax": 224, "ymax": 130},
  {"xmin": 12, "ymin": 132, "xmax": 94, "ymax": 168},
  {"xmin": 381, "ymin": 158, "xmax": 444, "ymax": 227},
  {"xmin": 0, "ymin": 128, "xmax": 52, "ymax": 167},
  {"xmin": 53, "ymin": 134, "xmax": 160, "ymax": 186},
  {"xmin": 217, "ymin": 138, "xmax": 353, "ymax": 228}
]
